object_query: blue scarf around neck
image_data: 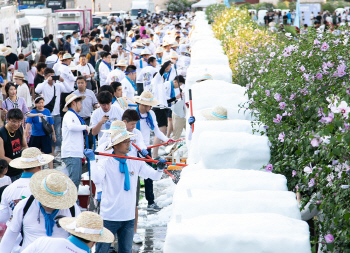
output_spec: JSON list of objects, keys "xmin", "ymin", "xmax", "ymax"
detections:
[
  {"xmin": 39, "ymin": 202, "xmax": 60, "ymax": 236},
  {"xmin": 102, "ymin": 60, "xmax": 112, "ymax": 71},
  {"xmin": 112, "ymin": 152, "xmax": 130, "ymax": 191},
  {"xmin": 67, "ymin": 236, "xmax": 90, "ymax": 253},
  {"xmin": 68, "ymin": 108, "xmax": 87, "ymax": 135},
  {"xmin": 136, "ymin": 105, "xmax": 154, "ymax": 131},
  {"xmin": 21, "ymin": 172, "xmax": 34, "ymax": 178},
  {"xmin": 163, "ymin": 68, "xmax": 172, "ymax": 82},
  {"xmin": 156, "ymin": 56, "xmax": 162, "ymax": 65},
  {"xmin": 126, "ymin": 76, "xmax": 137, "ymax": 91}
]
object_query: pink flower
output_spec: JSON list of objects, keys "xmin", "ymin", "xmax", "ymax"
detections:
[
  {"xmin": 308, "ymin": 178, "xmax": 315, "ymax": 187},
  {"xmin": 300, "ymin": 65, "xmax": 305, "ymax": 72},
  {"xmin": 320, "ymin": 42, "xmax": 329, "ymax": 51},
  {"xmin": 331, "ymin": 101, "xmax": 350, "ymax": 118},
  {"xmin": 292, "ymin": 170, "xmax": 297, "ymax": 177},
  {"xmin": 316, "ymin": 73, "xmax": 323, "ymax": 80},
  {"xmin": 278, "ymin": 132, "xmax": 285, "ymax": 142},
  {"xmin": 334, "ymin": 63, "xmax": 346, "ymax": 77},
  {"xmin": 270, "ymin": 52, "xmax": 275, "ymax": 57},
  {"xmin": 265, "ymin": 90, "xmax": 270, "ymax": 96},
  {"xmin": 279, "ymin": 102, "xmax": 286, "ymax": 110},
  {"xmin": 311, "ymin": 138, "xmax": 320, "ymax": 147},
  {"xmin": 320, "ymin": 113, "xmax": 334, "ymax": 123},
  {"xmin": 289, "ymin": 93, "xmax": 296, "ymax": 100},
  {"xmin": 273, "ymin": 114, "xmax": 282, "ymax": 123},
  {"xmin": 327, "ymin": 61, "xmax": 334, "ymax": 68},
  {"xmin": 313, "ymin": 39, "xmax": 320, "ymax": 45},
  {"xmin": 265, "ymin": 164, "xmax": 273, "ymax": 172},
  {"xmin": 274, "ymin": 93, "xmax": 282, "ymax": 101},
  {"xmin": 324, "ymin": 234, "xmax": 334, "ymax": 243}
]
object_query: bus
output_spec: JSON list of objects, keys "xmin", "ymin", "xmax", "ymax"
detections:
[{"xmin": 19, "ymin": 0, "xmax": 65, "ymax": 11}]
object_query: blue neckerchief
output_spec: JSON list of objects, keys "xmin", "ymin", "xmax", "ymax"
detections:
[
  {"xmin": 170, "ymin": 81, "xmax": 175, "ymax": 98},
  {"xmin": 39, "ymin": 202, "xmax": 59, "ymax": 236},
  {"xmin": 126, "ymin": 76, "xmax": 137, "ymax": 91},
  {"xmin": 156, "ymin": 56, "xmax": 162, "ymax": 65},
  {"xmin": 112, "ymin": 97, "xmax": 117, "ymax": 104},
  {"xmin": 136, "ymin": 105, "xmax": 154, "ymax": 131},
  {"xmin": 62, "ymin": 63, "xmax": 68, "ymax": 66},
  {"xmin": 68, "ymin": 108, "xmax": 87, "ymax": 135},
  {"xmin": 20, "ymin": 172, "xmax": 34, "ymax": 178},
  {"xmin": 112, "ymin": 152, "xmax": 130, "ymax": 191},
  {"xmin": 140, "ymin": 59, "xmax": 143, "ymax": 68},
  {"xmin": 102, "ymin": 60, "xmax": 112, "ymax": 71},
  {"xmin": 163, "ymin": 68, "xmax": 172, "ymax": 82},
  {"xmin": 67, "ymin": 236, "xmax": 90, "ymax": 253},
  {"xmin": 132, "ymin": 37, "xmax": 135, "ymax": 42}
]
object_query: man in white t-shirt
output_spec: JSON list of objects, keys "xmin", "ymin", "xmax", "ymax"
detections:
[
  {"xmin": 121, "ymin": 65, "xmax": 137, "ymax": 100},
  {"xmin": 132, "ymin": 49, "xmax": 151, "ymax": 95},
  {"xmin": 0, "ymin": 156, "xmax": 80, "ymax": 253},
  {"xmin": 98, "ymin": 52, "xmax": 112, "ymax": 87},
  {"xmin": 91, "ymin": 91, "xmax": 124, "ymax": 140},
  {"xmin": 106, "ymin": 59, "xmax": 127, "ymax": 84},
  {"xmin": 21, "ymin": 212, "xmax": 114, "ymax": 253},
  {"xmin": 110, "ymin": 36, "xmax": 122, "ymax": 55},
  {"xmin": 77, "ymin": 55, "xmax": 95, "ymax": 90},
  {"xmin": 137, "ymin": 56, "xmax": 157, "ymax": 92}
]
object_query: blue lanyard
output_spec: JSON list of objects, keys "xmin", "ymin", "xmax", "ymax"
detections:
[
  {"xmin": 126, "ymin": 76, "xmax": 137, "ymax": 91},
  {"xmin": 67, "ymin": 236, "xmax": 90, "ymax": 253},
  {"xmin": 20, "ymin": 172, "xmax": 34, "ymax": 178}
]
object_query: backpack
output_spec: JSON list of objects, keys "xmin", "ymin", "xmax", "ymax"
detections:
[
  {"xmin": 20, "ymin": 195, "xmax": 76, "ymax": 246},
  {"xmin": 94, "ymin": 58, "xmax": 102, "ymax": 82},
  {"xmin": 87, "ymin": 53, "xmax": 96, "ymax": 68}
]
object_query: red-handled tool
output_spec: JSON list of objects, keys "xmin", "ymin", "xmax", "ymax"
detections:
[{"xmin": 146, "ymin": 138, "xmax": 185, "ymax": 150}]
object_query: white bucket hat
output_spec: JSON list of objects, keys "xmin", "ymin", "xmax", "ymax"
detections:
[
  {"xmin": 10, "ymin": 147, "xmax": 54, "ymax": 169},
  {"xmin": 30, "ymin": 169, "xmax": 78, "ymax": 209},
  {"xmin": 63, "ymin": 93, "xmax": 86, "ymax": 112},
  {"xmin": 156, "ymin": 47, "xmax": 164, "ymax": 54},
  {"xmin": 201, "ymin": 106, "xmax": 229, "ymax": 120},
  {"xmin": 105, "ymin": 121, "xmax": 136, "ymax": 150},
  {"xmin": 62, "ymin": 53, "xmax": 74, "ymax": 60},
  {"xmin": 59, "ymin": 211, "xmax": 114, "ymax": 243},
  {"xmin": 115, "ymin": 59, "xmax": 128, "ymax": 67},
  {"xmin": 134, "ymin": 91, "xmax": 159, "ymax": 106}
]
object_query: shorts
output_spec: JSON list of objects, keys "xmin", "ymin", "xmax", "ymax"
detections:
[
  {"xmin": 28, "ymin": 83, "xmax": 34, "ymax": 87},
  {"xmin": 167, "ymin": 109, "xmax": 172, "ymax": 118},
  {"xmin": 152, "ymin": 108, "xmax": 168, "ymax": 127},
  {"xmin": 28, "ymin": 135, "xmax": 52, "ymax": 154}
]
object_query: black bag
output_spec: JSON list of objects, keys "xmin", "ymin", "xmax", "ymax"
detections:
[
  {"xmin": 44, "ymin": 86, "xmax": 56, "ymax": 113},
  {"xmin": 35, "ymin": 109, "xmax": 53, "ymax": 136},
  {"xmin": 88, "ymin": 63, "xmax": 97, "ymax": 91}
]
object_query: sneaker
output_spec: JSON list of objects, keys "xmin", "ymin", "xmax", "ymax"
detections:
[
  {"xmin": 53, "ymin": 159, "xmax": 61, "ymax": 164},
  {"xmin": 133, "ymin": 233, "xmax": 143, "ymax": 244},
  {"xmin": 147, "ymin": 203, "xmax": 161, "ymax": 211}
]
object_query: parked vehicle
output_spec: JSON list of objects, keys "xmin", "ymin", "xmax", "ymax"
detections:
[{"xmin": 55, "ymin": 9, "xmax": 92, "ymax": 36}]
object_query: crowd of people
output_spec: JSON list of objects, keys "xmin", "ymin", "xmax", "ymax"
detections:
[{"xmin": 0, "ymin": 9, "xmax": 195, "ymax": 253}]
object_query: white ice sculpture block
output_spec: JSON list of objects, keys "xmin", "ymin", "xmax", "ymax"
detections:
[
  {"xmin": 191, "ymin": 53, "xmax": 229, "ymax": 66},
  {"xmin": 192, "ymin": 93, "xmax": 247, "ymax": 111},
  {"xmin": 197, "ymin": 131, "xmax": 270, "ymax": 170},
  {"xmin": 191, "ymin": 106, "xmax": 255, "ymax": 121},
  {"xmin": 191, "ymin": 80, "xmax": 247, "ymax": 97},
  {"xmin": 163, "ymin": 213, "xmax": 311, "ymax": 253},
  {"xmin": 172, "ymin": 190, "xmax": 301, "ymax": 220},
  {"xmin": 188, "ymin": 120, "xmax": 265, "ymax": 163},
  {"xmin": 191, "ymin": 43, "xmax": 224, "ymax": 57},
  {"xmin": 177, "ymin": 168, "xmax": 288, "ymax": 192},
  {"xmin": 186, "ymin": 65, "xmax": 232, "ymax": 88}
]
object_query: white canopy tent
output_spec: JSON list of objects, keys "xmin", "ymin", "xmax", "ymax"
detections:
[{"xmin": 192, "ymin": 0, "xmax": 219, "ymax": 8}]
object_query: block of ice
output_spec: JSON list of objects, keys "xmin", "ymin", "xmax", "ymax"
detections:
[
  {"xmin": 163, "ymin": 213, "xmax": 311, "ymax": 253},
  {"xmin": 172, "ymin": 189, "xmax": 301, "ymax": 220},
  {"xmin": 186, "ymin": 65, "xmax": 232, "ymax": 88},
  {"xmin": 177, "ymin": 168, "xmax": 288, "ymax": 192},
  {"xmin": 188, "ymin": 120, "xmax": 266, "ymax": 163},
  {"xmin": 192, "ymin": 93, "xmax": 247, "ymax": 111},
  {"xmin": 191, "ymin": 80, "xmax": 247, "ymax": 97},
  {"xmin": 190, "ymin": 53, "xmax": 229, "ymax": 66},
  {"xmin": 197, "ymin": 131, "xmax": 270, "ymax": 170}
]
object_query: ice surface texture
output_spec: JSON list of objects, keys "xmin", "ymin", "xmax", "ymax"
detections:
[
  {"xmin": 191, "ymin": 80, "xmax": 247, "ymax": 97},
  {"xmin": 186, "ymin": 64, "xmax": 233, "ymax": 88},
  {"xmin": 164, "ymin": 213, "xmax": 311, "ymax": 253}
]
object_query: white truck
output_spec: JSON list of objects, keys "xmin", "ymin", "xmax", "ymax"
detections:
[
  {"xmin": 0, "ymin": 6, "xmax": 34, "ymax": 60},
  {"xmin": 130, "ymin": 0, "xmax": 155, "ymax": 23},
  {"xmin": 54, "ymin": 9, "xmax": 92, "ymax": 37},
  {"xmin": 20, "ymin": 8, "xmax": 58, "ymax": 52}
]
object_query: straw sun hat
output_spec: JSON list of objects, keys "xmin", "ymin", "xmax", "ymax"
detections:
[
  {"xmin": 63, "ymin": 93, "xmax": 86, "ymax": 112},
  {"xmin": 134, "ymin": 91, "xmax": 159, "ymax": 106},
  {"xmin": 156, "ymin": 47, "xmax": 164, "ymax": 54},
  {"xmin": 9, "ymin": 147, "xmax": 54, "ymax": 169},
  {"xmin": 0, "ymin": 46, "xmax": 11, "ymax": 56},
  {"xmin": 201, "ymin": 106, "xmax": 229, "ymax": 120},
  {"xmin": 30, "ymin": 169, "xmax": 77, "ymax": 209},
  {"xmin": 59, "ymin": 211, "xmax": 114, "ymax": 243},
  {"xmin": 104, "ymin": 121, "xmax": 136, "ymax": 150},
  {"xmin": 62, "ymin": 53, "xmax": 74, "ymax": 60},
  {"xmin": 196, "ymin": 73, "xmax": 213, "ymax": 82},
  {"xmin": 116, "ymin": 97, "xmax": 129, "ymax": 110},
  {"xmin": 115, "ymin": 59, "xmax": 128, "ymax": 67},
  {"xmin": 13, "ymin": 72, "xmax": 25, "ymax": 80}
]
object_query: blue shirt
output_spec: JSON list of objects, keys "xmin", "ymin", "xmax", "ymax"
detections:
[
  {"xmin": 287, "ymin": 13, "xmax": 291, "ymax": 19},
  {"xmin": 25, "ymin": 108, "xmax": 54, "ymax": 136},
  {"xmin": 0, "ymin": 76, "xmax": 3, "ymax": 84}
]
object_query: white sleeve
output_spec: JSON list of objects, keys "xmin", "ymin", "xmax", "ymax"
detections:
[
  {"xmin": 0, "ymin": 206, "xmax": 10, "ymax": 223},
  {"xmin": 21, "ymin": 237, "xmax": 45, "ymax": 253},
  {"xmin": 138, "ymin": 161, "xmax": 163, "ymax": 181},
  {"xmin": 34, "ymin": 81, "xmax": 45, "ymax": 94},
  {"xmin": 90, "ymin": 160, "xmax": 106, "ymax": 185},
  {"xmin": 0, "ymin": 228, "xmax": 20, "ymax": 253},
  {"xmin": 91, "ymin": 110, "xmax": 99, "ymax": 128}
]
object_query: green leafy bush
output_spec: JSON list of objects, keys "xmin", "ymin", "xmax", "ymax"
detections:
[{"xmin": 166, "ymin": 0, "xmax": 192, "ymax": 12}]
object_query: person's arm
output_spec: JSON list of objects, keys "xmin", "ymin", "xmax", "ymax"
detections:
[
  {"xmin": 153, "ymin": 119, "xmax": 169, "ymax": 143},
  {"xmin": 66, "ymin": 114, "xmax": 89, "ymax": 132},
  {"xmin": 138, "ymin": 161, "xmax": 163, "ymax": 181},
  {"xmin": 0, "ymin": 137, "xmax": 12, "ymax": 164},
  {"xmin": 34, "ymin": 80, "xmax": 46, "ymax": 94},
  {"xmin": 0, "ymin": 228, "xmax": 19, "ymax": 253},
  {"xmin": 129, "ymin": 52, "xmax": 134, "ymax": 65},
  {"xmin": 21, "ymin": 126, "xmax": 28, "ymax": 149},
  {"xmin": 0, "ymin": 206, "xmax": 10, "ymax": 223},
  {"xmin": 25, "ymin": 123, "xmax": 31, "ymax": 138},
  {"xmin": 91, "ymin": 114, "xmax": 109, "ymax": 136}
]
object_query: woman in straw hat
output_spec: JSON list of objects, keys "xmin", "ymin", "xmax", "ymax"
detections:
[
  {"xmin": 84, "ymin": 120, "xmax": 167, "ymax": 253},
  {"xmin": 14, "ymin": 72, "xmax": 32, "ymax": 108},
  {"xmin": 133, "ymin": 91, "xmax": 174, "ymax": 211},
  {"xmin": 162, "ymin": 41, "xmax": 172, "ymax": 58},
  {"xmin": 21, "ymin": 211, "xmax": 114, "ymax": 253},
  {"xmin": 61, "ymin": 93, "xmax": 90, "ymax": 189},
  {"xmin": 106, "ymin": 59, "xmax": 127, "ymax": 84},
  {"xmin": 0, "ymin": 169, "xmax": 80, "ymax": 252},
  {"xmin": 0, "ymin": 148, "xmax": 53, "ymax": 228}
]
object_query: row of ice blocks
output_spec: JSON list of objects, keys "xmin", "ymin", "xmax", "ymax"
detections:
[
  {"xmin": 164, "ymin": 169, "xmax": 311, "ymax": 253},
  {"xmin": 186, "ymin": 64, "xmax": 233, "ymax": 88}
]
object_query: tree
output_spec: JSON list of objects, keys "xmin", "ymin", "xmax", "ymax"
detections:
[{"xmin": 166, "ymin": 0, "xmax": 192, "ymax": 12}]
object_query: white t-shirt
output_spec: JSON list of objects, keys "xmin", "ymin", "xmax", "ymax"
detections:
[
  {"xmin": 0, "ymin": 175, "xmax": 11, "ymax": 188},
  {"xmin": 99, "ymin": 61, "xmax": 111, "ymax": 87},
  {"xmin": 120, "ymin": 77, "xmax": 136, "ymax": 100},
  {"xmin": 106, "ymin": 68, "xmax": 125, "ymax": 84},
  {"xmin": 134, "ymin": 59, "xmax": 148, "ymax": 80},
  {"xmin": 74, "ymin": 53, "xmax": 80, "ymax": 66},
  {"xmin": 129, "ymin": 128, "xmax": 147, "ymax": 157},
  {"xmin": 137, "ymin": 65, "xmax": 157, "ymax": 91},
  {"xmin": 91, "ymin": 106, "xmax": 124, "ymax": 139},
  {"xmin": 21, "ymin": 237, "xmax": 87, "ymax": 253},
  {"xmin": 90, "ymin": 158, "xmax": 162, "ymax": 221},
  {"xmin": 0, "ymin": 177, "xmax": 30, "ymax": 225},
  {"xmin": 77, "ymin": 63, "xmax": 95, "ymax": 81},
  {"xmin": 7, "ymin": 198, "xmax": 80, "ymax": 251}
]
